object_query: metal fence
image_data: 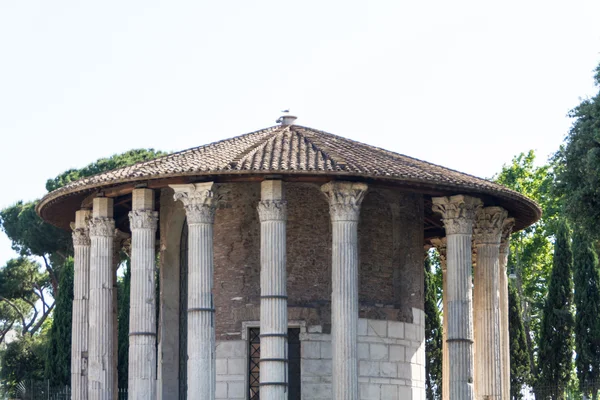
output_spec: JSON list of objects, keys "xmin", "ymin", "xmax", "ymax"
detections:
[
  {"xmin": 520, "ymin": 382, "xmax": 600, "ymax": 400},
  {"xmin": 5, "ymin": 381, "xmax": 127, "ymax": 400}
]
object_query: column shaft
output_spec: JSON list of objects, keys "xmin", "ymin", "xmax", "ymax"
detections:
[
  {"xmin": 474, "ymin": 244, "xmax": 502, "ymax": 399},
  {"xmin": 72, "ymin": 210, "xmax": 91, "ymax": 400},
  {"xmin": 88, "ymin": 211, "xmax": 116, "ymax": 400},
  {"xmin": 446, "ymin": 233, "xmax": 476, "ymax": 400},
  {"xmin": 473, "ymin": 207, "xmax": 507, "ymax": 400},
  {"xmin": 171, "ymin": 183, "xmax": 218, "ymax": 400},
  {"xmin": 188, "ymin": 222, "xmax": 215, "ymax": 397},
  {"xmin": 332, "ymin": 219, "xmax": 359, "ymax": 399},
  {"xmin": 499, "ymin": 253, "xmax": 509, "ymax": 399},
  {"xmin": 128, "ymin": 205, "xmax": 158, "ymax": 399},
  {"xmin": 499, "ymin": 219, "xmax": 514, "ymax": 400},
  {"xmin": 322, "ymin": 181, "xmax": 367, "ymax": 400},
  {"xmin": 258, "ymin": 179, "xmax": 288, "ymax": 400},
  {"xmin": 432, "ymin": 195, "xmax": 482, "ymax": 400}
]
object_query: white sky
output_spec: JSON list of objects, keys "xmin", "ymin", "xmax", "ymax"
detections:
[{"xmin": 1, "ymin": 0, "xmax": 599, "ymax": 267}]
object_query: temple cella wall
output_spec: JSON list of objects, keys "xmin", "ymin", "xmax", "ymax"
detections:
[{"xmin": 214, "ymin": 311, "xmax": 425, "ymax": 400}]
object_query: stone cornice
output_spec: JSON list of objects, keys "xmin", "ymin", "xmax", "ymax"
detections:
[
  {"xmin": 321, "ymin": 181, "xmax": 368, "ymax": 222},
  {"xmin": 474, "ymin": 207, "xmax": 508, "ymax": 246},
  {"xmin": 499, "ymin": 217, "xmax": 515, "ymax": 255},
  {"xmin": 89, "ymin": 217, "xmax": 116, "ymax": 237},
  {"xmin": 431, "ymin": 195, "xmax": 483, "ymax": 235},
  {"xmin": 129, "ymin": 210, "xmax": 159, "ymax": 231},
  {"xmin": 257, "ymin": 200, "xmax": 287, "ymax": 222},
  {"xmin": 170, "ymin": 182, "xmax": 218, "ymax": 225}
]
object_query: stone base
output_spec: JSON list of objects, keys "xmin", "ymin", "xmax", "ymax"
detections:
[{"xmin": 213, "ymin": 310, "xmax": 426, "ymax": 400}]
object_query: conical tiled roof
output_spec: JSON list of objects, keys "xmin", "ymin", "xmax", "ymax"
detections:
[{"xmin": 37, "ymin": 124, "xmax": 541, "ymax": 231}]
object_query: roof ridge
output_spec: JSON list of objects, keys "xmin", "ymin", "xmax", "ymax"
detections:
[
  {"xmin": 226, "ymin": 125, "xmax": 289, "ymax": 170},
  {"xmin": 295, "ymin": 126, "xmax": 348, "ymax": 169}
]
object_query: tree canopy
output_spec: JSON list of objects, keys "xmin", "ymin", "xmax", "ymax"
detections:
[{"xmin": 555, "ymin": 65, "xmax": 600, "ymax": 240}]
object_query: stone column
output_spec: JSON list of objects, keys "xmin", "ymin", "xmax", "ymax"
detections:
[
  {"xmin": 431, "ymin": 237, "xmax": 449, "ymax": 400},
  {"xmin": 322, "ymin": 181, "xmax": 368, "ymax": 400},
  {"xmin": 171, "ymin": 182, "xmax": 218, "ymax": 400},
  {"xmin": 88, "ymin": 198, "xmax": 116, "ymax": 400},
  {"xmin": 112, "ymin": 230, "xmax": 128, "ymax": 399},
  {"xmin": 72, "ymin": 209, "xmax": 91, "ymax": 400},
  {"xmin": 473, "ymin": 207, "xmax": 507, "ymax": 400},
  {"xmin": 499, "ymin": 218, "xmax": 514, "ymax": 400},
  {"xmin": 258, "ymin": 180, "xmax": 288, "ymax": 400},
  {"xmin": 432, "ymin": 195, "xmax": 482, "ymax": 400},
  {"xmin": 128, "ymin": 189, "xmax": 159, "ymax": 399}
]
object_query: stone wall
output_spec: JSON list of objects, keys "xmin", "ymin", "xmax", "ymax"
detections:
[{"xmin": 213, "ymin": 312, "xmax": 426, "ymax": 400}]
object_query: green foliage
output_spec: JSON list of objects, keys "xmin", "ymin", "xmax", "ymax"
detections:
[
  {"xmin": 537, "ymin": 220, "xmax": 574, "ymax": 399},
  {"xmin": 45, "ymin": 258, "xmax": 73, "ymax": 386},
  {"xmin": 117, "ymin": 261, "xmax": 131, "ymax": 389},
  {"xmin": 424, "ymin": 254, "xmax": 442, "ymax": 400},
  {"xmin": 509, "ymin": 282, "xmax": 531, "ymax": 399},
  {"xmin": 45, "ymin": 148, "xmax": 168, "ymax": 192},
  {"xmin": 0, "ymin": 331, "xmax": 48, "ymax": 396},
  {"xmin": 0, "ymin": 257, "xmax": 52, "ymax": 336},
  {"xmin": 572, "ymin": 228, "xmax": 600, "ymax": 398},
  {"xmin": 0, "ymin": 201, "xmax": 71, "ymax": 263},
  {"xmin": 554, "ymin": 64, "xmax": 600, "ymax": 240}
]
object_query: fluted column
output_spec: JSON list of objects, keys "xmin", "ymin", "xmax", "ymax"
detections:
[
  {"xmin": 258, "ymin": 180, "xmax": 288, "ymax": 400},
  {"xmin": 473, "ymin": 207, "xmax": 507, "ymax": 400},
  {"xmin": 499, "ymin": 218, "xmax": 514, "ymax": 400},
  {"xmin": 72, "ymin": 210, "xmax": 92, "ymax": 400},
  {"xmin": 112, "ymin": 230, "xmax": 128, "ymax": 400},
  {"xmin": 432, "ymin": 195, "xmax": 482, "ymax": 400},
  {"xmin": 88, "ymin": 198, "xmax": 116, "ymax": 400},
  {"xmin": 171, "ymin": 182, "xmax": 218, "ymax": 400},
  {"xmin": 322, "ymin": 181, "xmax": 368, "ymax": 400},
  {"xmin": 431, "ymin": 237, "xmax": 449, "ymax": 400},
  {"xmin": 128, "ymin": 189, "xmax": 159, "ymax": 399}
]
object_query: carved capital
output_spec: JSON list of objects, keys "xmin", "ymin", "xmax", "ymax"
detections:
[
  {"xmin": 321, "ymin": 181, "xmax": 368, "ymax": 222},
  {"xmin": 499, "ymin": 217, "xmax": 515, "ymax": 255},
  {"xmin": 431, "ymin": 195, "xmax": 482, "ymax": 235},
  {"xmin": 474, "ymin": 206, "xmax": 507, "ymax": 246},
  {"xmin": 88, "ymin": 217, "xmax": 115, "ymax": 237},
  {"xmin": 170, "ymin": 183, "xmax": 218, "ymax": 225},
  {"xmin": 430, "ymin": 237, "xmax": 447, "ymax": 271},
  {"xmin": 129, "ymin": 210, "xmax": 159, "ymax": 231},
  {"xmin": 72, "ymin": 229, "xmax": 90, "ymax": 247},
  {"xmin": 257, "ymin": 200, "xmax": 287, "ymax": 222}
]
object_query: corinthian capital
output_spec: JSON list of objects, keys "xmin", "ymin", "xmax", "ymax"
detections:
[
  {"xmin": 129, "ymin": 210, "xmax": 159, "ymax": 230},
  {"xmin": 321, "ymin": 181, "xmax": 368, "ymax": 222},
  {"xmin": 432, "ymin": 195, "xmax": 482, "ymax": 235},
  {"xmin": 71, "ymin": 209, "xmax": 92, "ymax": 246},
  {"xmin": 257, "ymin": 200, "xmax": 287, "ymax": 222},
  {"xmin": 474, "ymin": 206, "xmax": 508, "ymax": 246},
  {"xmin": 499, "ymin": 217, "xmax": 515, "ymax": 255},
  {"xmin": 72, "ymin": 228, "xmax": 91, "ymax": 247},
  {"xmin": 89, "ymin": 217, "xmax": 116, "ymax": 237},
  {"xmin": 170, "ymin": 182, "xmax": 218, "ymax": 224}
]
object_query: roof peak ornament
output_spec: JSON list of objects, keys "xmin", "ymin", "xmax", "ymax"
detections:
[{"xmin": 276, "ymin": 110, "xmax": 297, "ymax": 125}]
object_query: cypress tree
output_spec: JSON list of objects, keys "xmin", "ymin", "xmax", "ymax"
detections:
[
  {"xmin": 537, "ymin": 220, "xmax": 574, "ymax": 399},
  {"xmin": 573, "ymin": 228, "xmax": 600, "ymax": 399},
  {"xmin": 509, "ymin": 282, "xmax": 530, "ymax": 399},
  {"xmin": 424, "ymin": 254, "xmax": 442, "ymax": 400},
  {"xmin": 117, "ymin": 260, "xmax": 130, "ymax": 389},
  {"xmin": 45, "ymin": 258, "xmax": 74, "ymax": 386}
]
